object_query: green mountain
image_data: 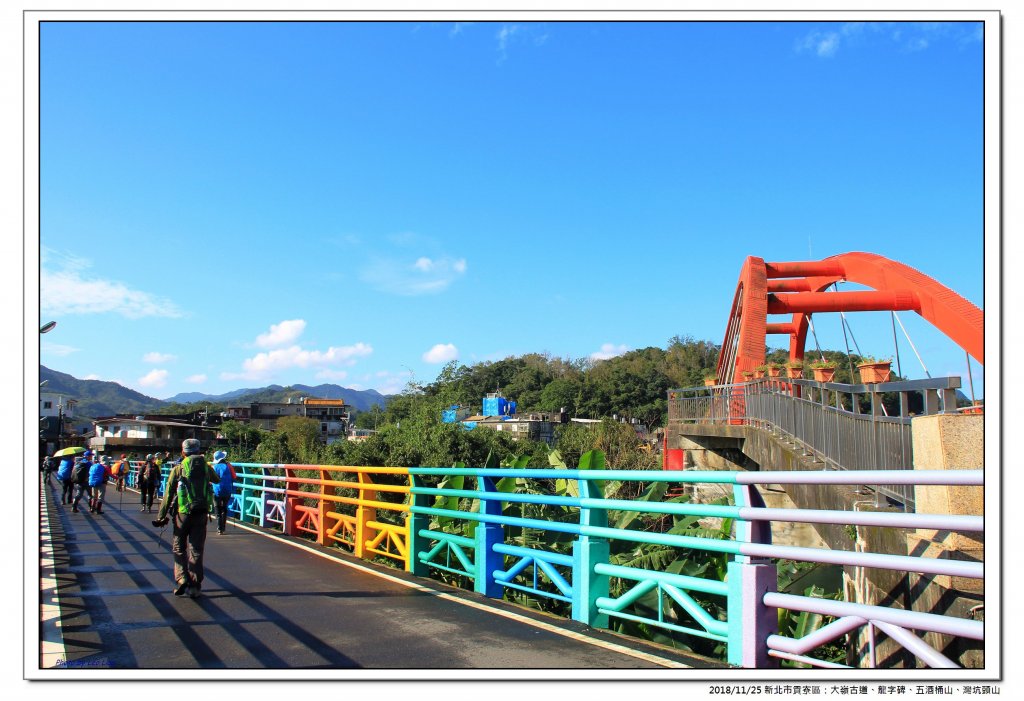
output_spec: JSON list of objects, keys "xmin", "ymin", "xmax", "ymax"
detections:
[
  {"xmin": 39, "ymin": 366, "xmax": 166, "ymax": 420},
  {"xmin": 40, "ymin": 366, "xmax": 392, "ymax": 422}
]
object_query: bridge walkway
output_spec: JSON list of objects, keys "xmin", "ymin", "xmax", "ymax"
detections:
[{"xmin": 39, "ymin": 478, "xmax": 720, "ymax": 672}]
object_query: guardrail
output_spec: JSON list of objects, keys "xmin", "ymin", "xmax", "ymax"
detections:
[
  {"xmin": 666, "ymin": 377, "xmax": 964, "ymax": 508},
  {"xmin": 120, "ymin": 457, "xmax": 985, "ymax": 669}
]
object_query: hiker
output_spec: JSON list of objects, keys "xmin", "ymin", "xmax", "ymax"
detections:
[
  {"xmin": 112, "ymin": 454, "xmax": 130, "ymax": 492},
  {"xmin": 211, "ymin": 451, "xmax": 236, "ymax": 535},
  {"xmin": 88, "ymin": 455, "xmax": 112, "ymax": 514},
  {"xmin": 70, "ymin": 452, "xmax": 93, "ymax": 513},
  {"xmin": 42, "ymin": 456, "xmax": 55, "ymax": 485},
  {"xmin": 56, "ymin": 455, "xmax": 75, "ymax": 504},
  {"xmin": 139, "ymin": 454, "xmax": 160, "ymax": 513},
  {"xmin": 152, "ymin": 439, "xmax": 219, "ymax": 599}
]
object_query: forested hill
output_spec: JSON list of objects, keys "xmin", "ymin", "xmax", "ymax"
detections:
[
  {"xmin": 39, "ymin": 366, "xmax": 166, "ymax": 419},
  {"xmin": 405, "ymin": 336, "xmax": 724, "ymax": 428}
]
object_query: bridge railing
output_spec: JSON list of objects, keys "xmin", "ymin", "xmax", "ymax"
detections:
[
  {"xmin": 408, "ymin": 466, "xmax": 983, "ymax": 669},
  {"xmin": 121, "ymin": 459, "xmax": 984, "ymax": 668},
  {"xmin": 667, "ymin": 376, "xmax": 963, "ymax": 508}
]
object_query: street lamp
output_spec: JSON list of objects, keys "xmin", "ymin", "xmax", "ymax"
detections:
[{"xmin": 40, "ymin": 321, "xmax": 57, "ymax": 334}]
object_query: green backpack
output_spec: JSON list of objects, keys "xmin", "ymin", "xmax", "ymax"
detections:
[{"xmin": 176, "ymin": 455, "xmax": 214, "ymax": 516}]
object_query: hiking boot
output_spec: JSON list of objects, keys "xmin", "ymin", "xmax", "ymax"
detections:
[
  {"xmin": 72, "ymin": 506, "xmax": 79, "ymax": 513},
  {"xmin": 140, "ymin": 506, "xmax": 147, "ymax": 512},
  {"xmin": 173, "ymin": 581, "xmax": 189, "ymax": 596},
  {"xmin": 188, "ymin": 585, "xmax": 201, "ymax": 599}
]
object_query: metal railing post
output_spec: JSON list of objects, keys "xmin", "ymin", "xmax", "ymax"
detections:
[
  {"xmin": 317, "ymin": 468, "xmax": 331, "ymax": 546},
  {"xmin": 475, "ymin": 475, "xmax": 505, "ymax": 597},
  {"xmin": 727, "ymin": 484, "xmax": 778, "ymax": 668},
  {"xmin": 572, "ymin": 478, "xmax": 609, "ymax": 628},
  {"xmin": 356, "ymin": 471, "xmax": 379, "ymax": 559},
  {"xmin": 408, "ymin": 474, "xmax": 432, "ymax": 577}
]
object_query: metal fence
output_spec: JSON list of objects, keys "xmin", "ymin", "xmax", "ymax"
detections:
[
  {"xmin": 117, "ymin": 458, "xmax": 983, "ymax": 669},
  {"xmin": 667, "ymin": 376, "xmax": 964, "ymax": 510}
]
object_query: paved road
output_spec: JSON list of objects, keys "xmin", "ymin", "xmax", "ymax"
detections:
[{"xmin": 39, "ymin": 478, "xmax": 724, "ymax": 673}]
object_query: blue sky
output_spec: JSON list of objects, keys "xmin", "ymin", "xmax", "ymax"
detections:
[{"xmin": 37, "ymin": 19, "xmax": 989, "ymax": 401}]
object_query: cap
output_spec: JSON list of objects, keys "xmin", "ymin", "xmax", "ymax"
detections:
[
  {"xmin": 120, "ymin": 454, "xmax": 127, "ymax": 459},
  {"xmin": 213, "ymin": 450, "xmax": 227, "ymax": 463},
  {"xmin": 83, "ymin": 450, "xmax": 93, "ymax": 457},
  {"xmin": 145, "ymin": 454, "xmax": 153, "ymax": 460},
  {"xmin": 102, "ymin": 455, "xmax": 112, "ymax": 464},
  {"xmin": 181, "ymin": 438, "xmax": 202, "ymax": 455}
]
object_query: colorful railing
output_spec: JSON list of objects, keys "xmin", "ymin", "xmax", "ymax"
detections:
[{"xmin": 122, "ymin": 459, "xmax": 983, "ymax": 669}]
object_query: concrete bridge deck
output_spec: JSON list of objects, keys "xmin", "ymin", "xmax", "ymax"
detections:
[{"xmin": 38, "ymin": 478, "xmax": 722, "ymax": 675}]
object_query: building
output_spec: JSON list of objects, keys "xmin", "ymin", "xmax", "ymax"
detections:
[
  {"xmin": 39, "ymin": 391, "xmax": 80, "ymax": 457},
  {"xmin": 444, "ymin": 392, "xmax": 565, "ymax": 445},
  {"xmin": 90, "ymin": 416, "xmax": 218, "ymax": 458},
  {"xmin": 240, "ymin": 397, "xmax": 352, "ymax": 444}
]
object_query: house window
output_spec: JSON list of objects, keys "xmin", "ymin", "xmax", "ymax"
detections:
[
  {"xmin": 43, "ymin": 401, "xmax": 52, "ymax": 409},
  {"xmin": 321, "ymin": 423, "xmax": 328, "ymax": 433}
]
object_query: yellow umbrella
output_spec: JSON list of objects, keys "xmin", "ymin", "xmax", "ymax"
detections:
[{"xmin": 53, "ymin": 446, "xmax": 86, "ymax": 457}]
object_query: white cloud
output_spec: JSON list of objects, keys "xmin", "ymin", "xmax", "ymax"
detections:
[
  {"xmin": 255, "ymin": 319, "xmax": 307, "ymax": 348},
  {"xmin": 185, "ymin": 374, "xmax": 207, "ymax": 384},
  {"xmin": 360, "ymin": 256, "xmax": 468, "ymax": 296},
  {"xmin": 223, "ymin": 342, "xmax": 373, "ymax": 381},
  {"xmin": 41, "ymin": 342, "xmax": 79, "ymax": 357},
  {"xmin": 497, "ymin": 23, "xmax": 521, "ymax": 59},
  {"xmin": 40, "ymin": 248, "xmax": 183, "ymax": 319},
  {"xmin": 83, "ymin": 374, "xmax": 100, "ymax": 381},
  {"xmin": 138, "ymin": 369, "xmax": 169, "ymax": 389},
  {"xmin": 143, "ymin": 352, "xmax": 176, "ymax": 364},
  {"xmin": 797, "ymin": 22, "xmax": 981, "ymax": 59},
  {"xmin": 423, "ymin": 343, "xmax": 459, "ymax": 364},
  {"xmin": 590, "ymin": 343, "xmax": 629, "ymax": 361},
  {"xmin": 450, "ymin": 22, "xmax": 474, "ymax": 37}
]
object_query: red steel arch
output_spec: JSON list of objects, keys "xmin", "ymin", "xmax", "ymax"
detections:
[{"xmin": 716, "ymin": 252, "xmax": 983, "ymax": 384}]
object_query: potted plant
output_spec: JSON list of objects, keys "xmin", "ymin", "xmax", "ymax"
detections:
[
  {"xmin": 753, "ymin": 365, "xmax": 768, "ymax": 379},
  {"xmin": 741, "ymin": 370, "xmax": 754, "ymax": 381},
  {"xmin": 809, "ymin": 358, "xmax": 837, "ymax": 382},
  {"xmin": 784, "ymin": 360, "xmax": 804, "ymax": 379},
  {"xmin": 702, "ymin": 369, "xmax": 717, "ymax": 387},
  {"xmin": 857, "ymin": 357, "xmax": 892, "ymax": 384},
  {"xmin": 765, "ymin": 362, "xmax": 783, "ymax": 378}
]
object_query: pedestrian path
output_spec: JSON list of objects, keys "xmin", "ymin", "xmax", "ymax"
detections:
[{"xmin": 38, "ymin": 478, "xmax": 722, "ymax": 673}]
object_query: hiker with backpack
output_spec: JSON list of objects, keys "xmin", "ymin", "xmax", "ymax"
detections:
[
  {"xmin": 56, "ymin": 455, "xmax": 75, "ymax": 504},
  {"xmin": 139, "ymin": 454, "xmax": 161, "ymax": 513},
  {"xmin": 152, "ymin": 439, "xmax": 219, "ymax": 599},
  {"xmin": 70, "ymin": 452, "xmax": 93, "ymax": 513},
  {"xmin": 88, "ymin": 455, "xmax": 112, "ymax": 514},
  {"xmin": 211, "ymin": 451, "xmax": 236, "ymax": 535},
  {"xmin": 112, "ymin": 454, "xmax": 130, "ymax": 492}
]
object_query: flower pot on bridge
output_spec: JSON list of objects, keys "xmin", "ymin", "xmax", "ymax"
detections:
[
  {"xmin": 857, "ymin": 361, "xmax": 892, "ymax": 384},
  {"xmin": 784, "ymin": 364, "xmax": 803, "ymax": 379},
  {"xmin": 704, "ymin": 378, "xmax": 716, "ymax": 387},
  {"xmin": 812, "ymin": 367, "xmax": 836, "ymax": 382}
]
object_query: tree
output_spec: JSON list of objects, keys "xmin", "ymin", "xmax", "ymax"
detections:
[
  {"xmin": 219, "ymin": 420, "xmax": 267, "ymax": 461},
  {"xmin": 276, "ymin": 416, "xmax": 323, "ymax": 464}
]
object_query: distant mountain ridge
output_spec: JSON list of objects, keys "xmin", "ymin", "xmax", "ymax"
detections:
[
  {"xmin": 163, "ymin": 384, "xmax": 389, "ymax": 413},
  {"xmin": 40, "ymin": 366, "xmax": 392, "ymax": 418}
]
